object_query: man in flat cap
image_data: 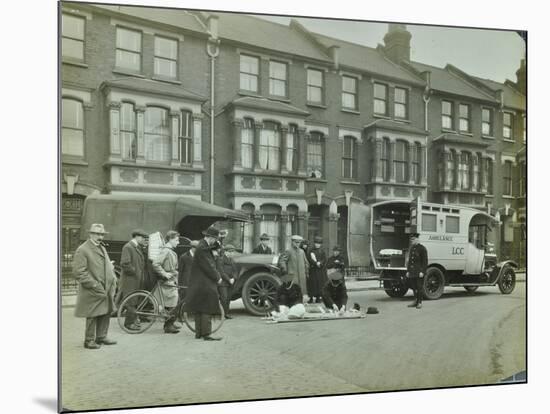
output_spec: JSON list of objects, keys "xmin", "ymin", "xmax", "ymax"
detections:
[
  {"xmin": 406, "ymin": 233, "xmax": 428, "ymax": 309},
  {"xmin": 278, "ymin": 234, "xmax": 309, "ymax": 297},
  {"xmin": 73, "ymin": 224, "xmax": 118, "ymax": 349},
  {"xmin": 119, "ymin": 229, "xmax": 149, "ymax": 331},
  {"xmin": 185, "ymin": 226, "xmax": 224, "ymax": 341},
  {"xmin": 253, "ymin": 233, "xmax": 272, "ymax": 254}
]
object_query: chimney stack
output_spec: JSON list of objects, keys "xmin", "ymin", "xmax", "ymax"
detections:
[
  {"xmin": 383, "ymin": 23, "xmax": 412, "ymax": 63},
  {"xmin": 515, "ymin": 58, "xmax": 526, "ymax": 94}
]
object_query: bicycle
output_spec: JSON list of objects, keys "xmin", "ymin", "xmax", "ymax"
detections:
[{"xmin": 116, "ymin": 281, "xmax": 225, "ymax": 334}]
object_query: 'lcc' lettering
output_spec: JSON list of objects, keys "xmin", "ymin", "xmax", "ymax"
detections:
[{"xmin": 452, "ymin": 247, "xmax": 464, "ymax": 255}]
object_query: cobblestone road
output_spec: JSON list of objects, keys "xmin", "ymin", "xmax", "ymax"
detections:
[{"xmin": 61, "ymin": 284, "xmax": 525, "ymax": 412}]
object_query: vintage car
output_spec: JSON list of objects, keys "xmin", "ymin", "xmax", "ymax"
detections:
[
  {"xmin": 347, "ymin": 198, "xmax": 518, "ymax": 300},
  {"xmin": 79, "ymin": 193, "xmax": 281, "ymax": 316}
]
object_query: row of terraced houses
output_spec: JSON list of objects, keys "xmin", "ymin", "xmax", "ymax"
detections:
[{"xmin": 60, "ymin": 2, "xmax": 526, "ymax": 287}]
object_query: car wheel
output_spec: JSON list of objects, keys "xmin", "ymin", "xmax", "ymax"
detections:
[
  {"xmin": 498, "ymin": 266, "xmax": 516, "ymax": 294},
  {"xmin": 383, "ymin": 280, "xmax": 409, "ymax": 298},
  {"xmin": 423, "ymin": 267, "xmax": 445, "ymax": 300},
  {"xmin": 242, "ymin": 272, "xmax": 281, "ymax": 316}
]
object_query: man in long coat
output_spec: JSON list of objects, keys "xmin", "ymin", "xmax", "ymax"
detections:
[
  {"xmin": 278, "ymin": 234, "xmax": 309, "ymax": 296},
  {"xmin": 119, "ymin": 229, "xmax": 148, "ymax": 331},
  {"xmin": 73, "ymin": 223, "xmax": 117, "ymax": 349},
  {"xmin": 306, "ymin": 236, "xmax": 327, "ymax": 303},
  {"xmin": 216, "ymin": 243, "xmax": 238, "ymax": 319},
  {"xmin": 184, "ymin": 226, "xmax": 223, "ymax": 341},
  {"xmin": 406, "ymin": 232, "xmax": 428, "ymax": 309},
  {"xmin": 177, "ymin": 240, "xmax": 198, "ymax": 301}
]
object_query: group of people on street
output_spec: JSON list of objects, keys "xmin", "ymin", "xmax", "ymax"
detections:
[
  {"xmin": 73, "ymin": 223, "xmax": 428, "ymax": 349},
  {"xmin": 73, "ymin": 223, "xmax": 238, "ymax": 349}
]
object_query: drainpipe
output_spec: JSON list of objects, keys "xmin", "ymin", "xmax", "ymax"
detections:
[
  {"xmin": 206, "ymin": 17, "xmax": 220, "ymax": 204},
  {"xmin": 422, "ymin": 71, "xmax": 431, "ymax": 187}
]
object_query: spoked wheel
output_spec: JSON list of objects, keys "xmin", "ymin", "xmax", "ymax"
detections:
[
  {"xmin": 383, "ymin": 280, "xmax": 409, "ymax": 298},
  {"xmin": 117, "ymin": 290, "xmax": 159, "ymax": 334},
  {"xmin": 423, "ymin": 267, "xmax": 445, "ymax": 300},
  {"xmin": 241, "ymin": 272, "xmax": 281, "ymax": 316},
  {"xmin": 180, "ymin": 301, "xmax": 225, "ymax": 334},
  {"xmin": 498, "ymin": 266, "xmax": 516, "ymax": 294}
]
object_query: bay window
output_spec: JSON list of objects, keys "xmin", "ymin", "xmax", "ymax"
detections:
[{"xmin": 144, "ymin": 107, "xmax": 170, "ymax": 162}]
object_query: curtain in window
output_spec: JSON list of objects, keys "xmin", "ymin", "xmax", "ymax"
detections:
[
  {"xmin": 241, "ymin": 119, "xmax": 254, "ymax": 169},
  {"xmin": 286, "ymin": 126, "xmax": 297, "ymax": 172},
  {"xmin": 446, "ymin": 151, "xmax": 455, "ymax": 188},
  {"xmin": 461, "ymin": 152, "xmax": 470, "ymax": 190},
  {"xmin": 120, "ymin": 103, "xmax": 136, "ymax": 160},
  {"xmin": 144, "ymin": 107, "xmax": 170, "ymax": 162},
  {"xmin": 394, "ymin": 141, "xmax": 407, "ymax": 183},
  {"xmin": 307, "ymin": 134, "xmax": 323, "ymax": 176}
]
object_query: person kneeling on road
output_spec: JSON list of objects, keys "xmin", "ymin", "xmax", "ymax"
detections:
[{"xmin": 322, "ymin": 268, "xmax": 348, "ymax": 312}]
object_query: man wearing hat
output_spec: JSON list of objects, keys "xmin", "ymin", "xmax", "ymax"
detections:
[
  {"xmin": 178, "ymin": 240, "xmax": 199, "ymax": 302},
  {"xmin": 322, "ymin": 267, "xmax": 348, "ymax": 311},
  {"xmin": 152, "ymin": 230, "xmax": 181, "ymax": 333},
  {"xmin": 216, "ymin": 243, "xmax": 238, "ymax": 319},
  {"xmin": 119, "ymin": 229, "xmax": 149, "ymax": 331},
  {"xmin": 73, "ymin": 224, "xmax": 118, "ymax": 349},
  {"xmin": 306, "ymin": 236, "xmax": 328, "ymax": 303},
  {"xmin": 406, "ymin": 233, "xmax": 428, "ymax": 309},
  {"xmin": 253, "ymin": 233, "xmax": 272, "ymax": 254},
  {"xmin": 326, "ymin": 246, "xmax": 348, "ymax": 272},
  {"xmin": 184, "ymin": 226, "xmax": 224, "ymax": 341},
  {"xmin": 278, "ymin": 235, "xmax": 309, "ymax": 296}
]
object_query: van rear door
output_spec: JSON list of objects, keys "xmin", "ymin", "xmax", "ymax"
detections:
[{"xmin": 348, "ymin": 202, "xmax": 371, "ymax": 267}]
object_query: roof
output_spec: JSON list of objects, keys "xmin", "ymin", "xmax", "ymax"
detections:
[
  {"xmin": 230, "ymin": 96, "xmax": 310, "ymax": 117},
  {"xmin": 216, "ymin": 13, "xmax": 331, "ymax": 62},
  {"xmin": 364, "ymin": 119, "xmax": 428, "ymax": 136},
  {"xmin": 476, "ymin": 78, "xmax": 526, "ymax": 111},
  {"xmin": 314, "ymin": 33, "xmax": 424, "ymax": 85},
  {"xmin": 92, "ymin": 4, "xmax": 207, "ymax": 34},
  {"xmin": 101, "ymin": 78, "xmax": 207, "ymax": 102},
  {"xmin": 432, "ymin": 133, "xmax": 491, "ymax": 149},
  {"xmin": 411, "ymin": 62, "xmax": 497, "ymax": 102}
]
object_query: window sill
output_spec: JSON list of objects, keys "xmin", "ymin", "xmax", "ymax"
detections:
[
  {"xmin": 458, "ymin": 131, "xmax": 473, "ymax": 137},
  {"xmin": 441, "ymin": 128, "xmax": 457, "ymax": 134},
  {"xmin": 113, "ymin": 69, "xmax": 146, "ymax": 78},
  {"xmin": 340, "ymin": 180, "xmax": 361, "ymax": 185},
  {"xmin": 238, "ymin": 90, "xmax": 262, "ymax": 98},
  {"xmin": 267, "ymin": 95, "xmax": 291, "ymax": 103},
  {"xmin": 502, "ymin": 195, "xmax": 515, "ymax": 199},
  {"xmin": 306, "ymin": 178, "xmax": 328, "ymax": 183},
  {"xmin": 485, "ymin": 194, "xmax": 494, "ymax": 198},
  {"xmin": 373, "ymin": 113, "xmax": 391, "ymax": 120},
  {"xmin": 62, "ymin": 59, "xmax": 88, "ymax": 68},
  {"xmin": 105, "ymin": 160, "xmax": 205, "ymax": 172},
  {"xmin": 231, "ymin": 169, "xmax": 304, "ymax": 179},
  {"xmin": 394, "ymin": 118, "xmax": 411, "ymax": 124},
  {"xmin": 306, "ymin": 102, "xmax": 327, "ymax": 109},
  {"xmin": 503, "ymin": 139, "xmax": 516, "ymax": 143},
  {"xmin": 152, "ymin": 76, "xmax": 181, "ymax": 85},
  {"xmin": 62, "ymin": 158, "xmax": 88, "ymax": 166},
  {"xmin": 482, "ymin": 135, "xmax": 495, "ymax": 140},
  {"xmin": 341, "ymin": 108, "xmax": 360, "ymax": 115}
]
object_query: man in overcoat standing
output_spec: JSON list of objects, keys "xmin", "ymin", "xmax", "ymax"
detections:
[
  {"xmin": 119, "ymin": 229, "xmax": 148, "ymax": 331},
  {"xmin": 406, "ymin": 232, "xmax": 428, "ymax": 309},
  {"xmin": 178, "ymin": 240, "xmax": 198, "ymax": 301},
  {"xmin": 278, "ymin": 235, "xmax": 309, "ymax": 298},
  {"xmin": 73, "ymin": 223, "xmax": 118, "ymax": 349},
  {"xmin": 184, "ymin": 226, "xmax": 223, "ymax": 341}
]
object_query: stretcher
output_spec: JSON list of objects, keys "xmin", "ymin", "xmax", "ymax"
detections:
[{"xmin": 263, "ymin": 304, "xmax": 366, "ymax": 324}]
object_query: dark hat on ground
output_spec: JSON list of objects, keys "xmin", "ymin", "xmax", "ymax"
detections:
[
  {"xmin": 366, "ymin": 306, "xmax": 379, "ymax": 314},
  {"xmin": 409, "ymin": 232, "xmax": 420, "ymax": 238},
  {"xmin": 132, "ymin": 229, "xmax": 149, "ymax": 238},
  {"xmin": 332, "ymin": 245, "xmax": 342, "ymax": 251},
  {"xmin": 202, "ymin": 226, "xmax": 220, "ymax": 238},
  {"xmin": 313, "ymin": 236, "xmax": 323, "ymax": 243},
  {"xmin": 260, "ymin": 233, "xmax": 270, "ymax": 240},
  {"xmin": 327, "ymin": 268, "xmax": 344, "ymax": 281}
]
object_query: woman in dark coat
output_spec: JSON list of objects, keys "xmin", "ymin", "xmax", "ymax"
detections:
[
  {"xmin": 306, "ymin": 236, "xmax": 328, "ymax": 303},
  {"xmin": 184, "ymin": 227, "xmax": 223, "ymax": 341}
]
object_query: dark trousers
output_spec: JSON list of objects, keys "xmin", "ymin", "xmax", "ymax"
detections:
[
  {"xmin": 124, "ymin": 295, "xmax": 138, "ymax": 327},
  {"xmin": 194, "ymin": 313, "xmax": 212, "ymax": 338},
  {"xmin": 85, "ymin": 314, "xmax": 110, "ymax": 342},
  {"xmin": 218, "ymin": 286, "xmax": 231, "ymax": 316},
  {"xmin": 410, "ymin": 276, "xmax": 424, "ymax": 304}
]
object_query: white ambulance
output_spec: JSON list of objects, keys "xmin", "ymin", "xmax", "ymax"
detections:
[{"xmin": 348, "ymin": 198, "xmax": 518, "ymax": 300}]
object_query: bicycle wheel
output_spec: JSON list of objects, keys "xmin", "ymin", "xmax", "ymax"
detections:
[
  {"xmin": 180, "ymin": 301, "xmax": 225, "ymax": 334},
  {"xmin": 117, "ymin": 290, "xmax": 159, "ymax": 334}
]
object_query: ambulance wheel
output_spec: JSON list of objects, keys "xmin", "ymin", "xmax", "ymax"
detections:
[
  {"xmin": 423, "ymin": 267, "xmax": 445, "ymax": 300},
  {"xmin": 498, "ymin": 266, "xmax": 516, "ymax": 294},
  {"xmin": 242, "ymin": 272, "xmax": 281, "ymax": 316},
  {"xmin": 383, "ymin": 280, "xmax": 408, "ymax": 298}
]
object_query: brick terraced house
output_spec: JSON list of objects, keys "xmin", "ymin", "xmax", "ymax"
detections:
[{"xmin": 60, "ymin": 3, "xmax": 526, "ymax": 289}]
